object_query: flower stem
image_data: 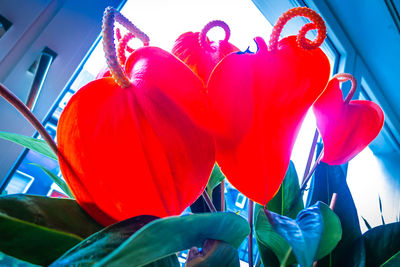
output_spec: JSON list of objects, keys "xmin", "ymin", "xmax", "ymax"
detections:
[
  {"xmin": 248, "ymin": 199, "xmax": 254, "ymax": 267},
  {"xmin": 0, "ymin": 83, "xmax": 58, "ymax": 155},
  {"xmin": 202, "ymin": 190, "xmax": 216, "ymax": 212},
  {"xmin": 221, "ymin": 180, "xmax": 225, "ymax": 211},
  {"xmin": 302, "ymin": 129, "xmax": 319, "ymax": 184},
  {"xmin": 300, "ymin": 149, "xmax": 323, "ymax": 191}
]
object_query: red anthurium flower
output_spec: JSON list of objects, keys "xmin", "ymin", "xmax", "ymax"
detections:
[
  {"xmin": 313, "ymin": 74, "xmax": 384, "ymax": 165},
  {"xmin": 207, "ymin": 8, "xmax": 330, "ymax": 206},
  {"xmin": 172, "ymin": 20, "xmax": 239, "ymax": 84},
  {"xmin": 57, "ymin": 8, "xmax": 215, "ymax": 226}
]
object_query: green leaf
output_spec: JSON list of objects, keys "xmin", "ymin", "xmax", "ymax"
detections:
[
  {"xmin": 317, "ymin": 202, "xmax": 342, "ymax": 259},
  {"xmin": 266, "ymin": 202, "xmax": 323, "ymax": 267},
  {"xmin": 307, "ymin": 156, "xmax": 364, "ymax": 266},
  {"xmin": 255, "ymin": 201, "xmax": 340, "ymax": 266},
  {"xmin": 206, "ymin": 164, "xmax": 226, "ymax": 197},
  {"xmin": 30, "ymin": 163, "xmax": 73, "ymax": 198},
  {"xmin": 0, "ymin": 251, "xmax": 39, "ymax": 267},
  {"xmin": 381, "ymin": 250, "xmax": 400, "ymax": 267},
  {"xmin": 363, "ymin": 222, "xmax": 400, "ymax": 266},
  {"xmin": 186, "ymin": 239, "xmax": 240, "ymax": 267},
  {"xmin": 98, "ymin": 212, "xmax": 249, "ymax": 266},
  {"xmin": 0, "ymin": 195, "xmax": 102, "ymax": 265},
  {"xmin": 50, "ymin": 215, "xmax": 179, "ymax": 267},
  {"xmin": 53, "ymin": 212, "xmax": 249, "ymax": 267},
  {"xmin": 362, "ymin": 216, "xmax": 372, "ymax": 230},
  {"xmin": 255, "ymin": 161, "xmax": 303, "ymax": 266},
  {"xmin": 267, "ymin": 161, "xmax": 304, "ymax": 218},
  {"xmin": 0, "ymin": 131, "xmax": 58, "ymax": 161}
]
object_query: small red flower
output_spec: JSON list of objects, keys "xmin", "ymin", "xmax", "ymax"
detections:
[
  {"xmin": 207, "ymin": 8, "xmax": 330, "ymax": 206},
  {"xmin": 313, "ymin": 74, "xmax": 384, "ymax": 165},
  {"xmin": 172, "ymin": 20, "xmax": 239, "ymax": 84}
]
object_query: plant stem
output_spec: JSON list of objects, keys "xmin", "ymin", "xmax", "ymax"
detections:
[
  {"xmin": 202, "ymin": 191, "xmax": 216, "ymax": 212},
  {"xmin": 221, "ymin": 180, "xmax": 225, "ymax": 211},
  {"xmin": 329, "ymin": 193, "xmax": 338, "ymax": 210},
  {"xmin": 248, "ymin": 199, "xmax": 254, "ymax": 267},
  {"xmin": 0, "ymin": 83, "xmax": 58, "ymax": 155},
  {"xmin": 302, "ymin": 129, "xmax": 319, "ymax": 184},
  {"xmin": 300, "ymin": 150, "xmax": 323, "ymax": 191}
]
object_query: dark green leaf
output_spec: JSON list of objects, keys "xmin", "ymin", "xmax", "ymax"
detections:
[
  {"xmin": 206, "ymin": 164, "xmax": 226, "ymax": 198},
  {"xmin": 186, "ymin": 239, "xmax": 240, "ymax": 267},
  {"xmin": 267, "ymin": 161, "xmax": 304, "ymax": 218},
  {"xmin": 255, "ymin": 204, "xmax": 296, "ymax": 265},
  {"xmin": 0, "ymin": 194, "xmax": 102, "ymax": 265},
  {"xmin": 50, "ymin": 215, "xmax": 178, "ymax": 267},
  {"xmin": 381, "ymin": 250, "xmax": 400, "ymax": 267},
  {"xmin": 266, "ymin": 202, "xmax": 323, "ymax": 267},
  {"xmin": 316, "ymin": 201, "xmax": 342, "ymax": 259},
  {"xmin": 362, "ymin": 216, "xmax": 372, "ymax": 230},
  {"xmin": 363, "ymin": 222, "xmax": 400, "ymax": 266},
  {"xmin": 191, "ymin": 184, "xmax": 222, "ymax": 213},
  {"xmin": 0, "ymin": 251, "xmax": 39, "ymax": 267},
  {"xmin": 30, "ymin": 163, "xmax": 73, "ymax": 198},
  {"xmin": 0, "ymin": 131, "xmax": 58, "ymax": 161},
  {"xmin": 255, "ymin": 201, "xmax": 339, "ymax": 267},
  {"xmin": 255, "ymin": 161, "xmax": 303, "ymax": 266},
  {"xmin": 307, "ymin": 156, "xmax": 364, "ymax": 266},
  {"xmin": 52, "ymin": 212, "xmax": 249, "ymax": 267},
  {"xmin": 379, "ymin": 195, "xmax": 385, "ymax": 225}
]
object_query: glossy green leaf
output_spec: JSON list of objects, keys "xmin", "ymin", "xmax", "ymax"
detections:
[
  {"xmin": 381, "ymin": 250, "xmax": 400, "ymax": 267},
  {"xmin": 62, "ymin": 212, "xmax": 247, "ymax": 267},
  {"xmin": 255, "ymin": 201, "xmax": 340, "ymax": 266},
  {"xmin": 363, "ymin": 222, "xmax": 400, "ymax": 267},
  {"xmin": 255, "ymin": 161, "xmax": 303, "ymax": 266},
  {"xmin": 0, "ymin": 251, "xmax": 39, "ymax": 267},
  {"xmin": 0, "ymin": 131, "xmax": 58, "ymax": 161},
  {"xmin": 317, "ymin": 202, "xmax": 342, "ymax": 259},
  {"xmin": 50, "ymin": 215, "xmax": 178, "ymax": 267},
  {"xmin": 0, "ymin": 195, "xmax": 102, "ymax": 265},
  {"xmin": 307, "ymin": 154, "xmax": 364, "ymax": 267},
  {"xmin": 186, "ymin": 240, "xmax": 240, "ymax": 267},
  {"xmin": 267, "ymin": 161, "xmax": 304, "ymax": 218},
  {"xmin": 266, "ymin": 202, "xmax": 323, "ymax": 267},
  {"xmin": 206, "ymin": 164, "xmax": 226, "ymax": 198},
  {"xmin": 30, "ymin": 163, "xmax": 73, "ymax": 198}
]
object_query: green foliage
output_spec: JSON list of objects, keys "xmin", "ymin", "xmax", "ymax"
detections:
[
  {"xmin": 0, "ymin": 131, "xmax": 58, "ymax": 161},
  {"xmin": 30, "ymin": 163, "xmax": 73, "ymax": 198},
  {"xmin": 267, "ymin": 161, "xmax": 304, "ymax": 218},
  {"xmin": 51, "ymin": 212, "xmax": 249, "ymax": 267},
  {"xmin": 0, "ymin": 195, "xmax": 102, "ymax": 265},
  {"xmin": 206, "ymin": 163, "xmax": 226, "ymax": 198},
  {"xmin": 185, "ymin": 240, "xmax": 240, "ymax": 267},
  {"xmin": 255, "ymin": 162, "xmax": 342, "ymax": 267},
  {"xmin": 265, "ymin": 202, "xmax": 322, "ymax": 267},
  {"xmin": 50, "ymin": 215, "xmax": 178, "ymax": 267},
  {"xmin": 381, "ymin": 250, "xmax": 400, "ymax": 267},
  {"xmin": 363, "ymin": 222, "xmax": 400, "ymax": 267},
  {"xmin": 307, "ymin": 157, "xmax": 364, "ymax": 266}
]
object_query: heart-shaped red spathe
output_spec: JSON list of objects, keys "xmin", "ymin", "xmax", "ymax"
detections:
[
  {"xmin": 172, "ymin": 20, "xmax": 239, "ymax": 84},
  {"xmin": 207, "ymin": 34, "xmax": 330, "ymax": 206},
  {"xmin": 57, "ymin": 46, "xmax": 215, "ymax": 226},
  {"xmin": 313, "ymin": 77, "xmax": 384, "ymax": 165}
]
